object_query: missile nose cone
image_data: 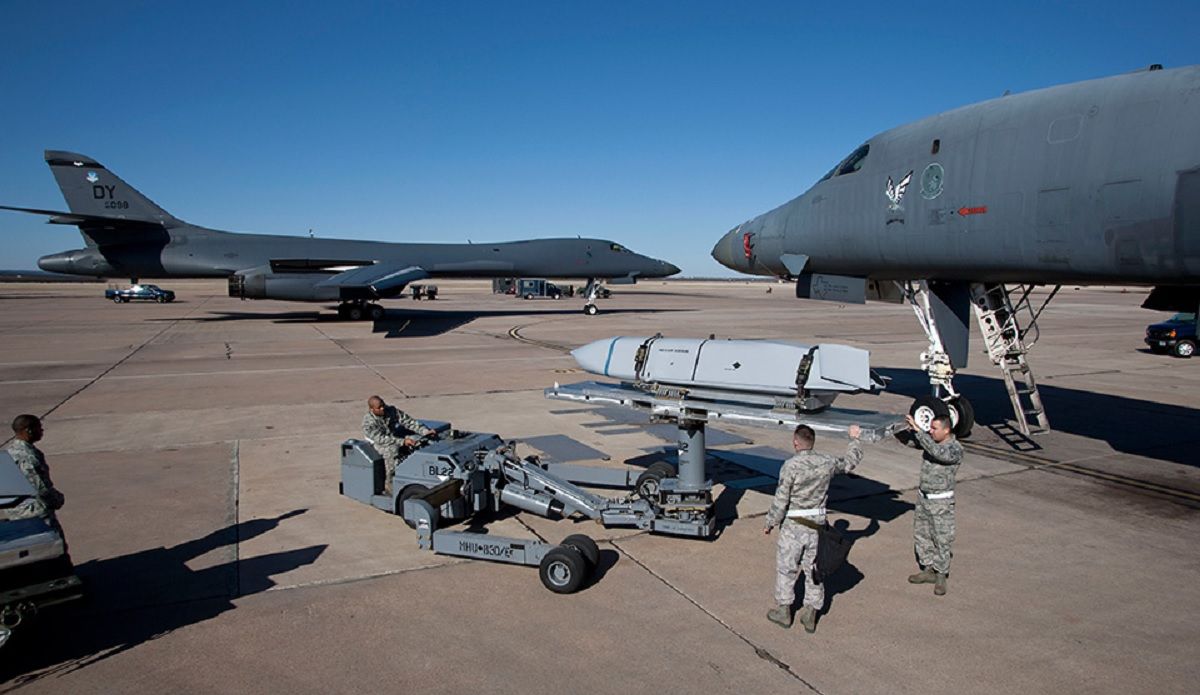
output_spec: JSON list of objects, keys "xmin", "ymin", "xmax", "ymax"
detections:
[{"xmin": 571, "ymin": 339, "xmax": 613, "ymax": 376}]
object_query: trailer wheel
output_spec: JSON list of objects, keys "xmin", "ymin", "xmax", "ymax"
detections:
[
  {"xmin": 397, "ymin": 484, "xmax": 430, "ymax": 528},
  {"xmin": 524, "ymin": 293, "xmax": 534, "ymax": 300},
  {"xmin": 909, "ymin": 396, "xmax": 950, "ymax": 432},
  {"xmin": 539, "ymin": 546, "xmax": 588, "ymax": 594},
  {"xmin": 347, "ymin": 305, "xmax": 365, "ymax": 321},
  {"xmin": 561, "ymin": 534, "xmax": 599, "ymax": 569},
  {"xmin": 635, "ymin": 462, "xmax": 676, "ymax": 500},
  {"xmin": 368, "ymin": 304, "xmax": 385, "ymax": 321},
  {"xmin": 948, "ymin": 396, "xmax": 975, "ymax": 439}
]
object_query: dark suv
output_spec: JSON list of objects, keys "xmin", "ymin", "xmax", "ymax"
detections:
[{"xmin": 1145, "ymin": 312, "xmax": 1196, "ymax": 358}]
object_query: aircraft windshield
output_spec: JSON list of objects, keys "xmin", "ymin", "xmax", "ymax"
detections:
[
  {"xmin": 818, "ymin": 143, "xmax": 871, "ymax": 182},
  {"xmin": 610, "ymin": 244, "xmax": 631, "ymax": 253}
]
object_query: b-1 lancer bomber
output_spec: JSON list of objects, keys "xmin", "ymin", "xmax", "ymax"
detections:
[
  {"xmin": 712, "ymin": 64, "xmax": 1200, "ymax": 436},
  {"xmin": 1, "ymin": 151, "xmax": 680, "ymax": 319}
]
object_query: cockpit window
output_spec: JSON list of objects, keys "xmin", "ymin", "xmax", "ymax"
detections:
[
  {"xmin": 610, "ymin": 243, "xmax": 631, "ymax": 253},
  {"xmin": 818, "ymin": 143, "xmax": 871, "ymax": 182}
]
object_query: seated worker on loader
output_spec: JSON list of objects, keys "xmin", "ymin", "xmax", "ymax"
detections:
[{"xmin": 362, "ymin": 395, "xmax": 436, "ymax": 496}]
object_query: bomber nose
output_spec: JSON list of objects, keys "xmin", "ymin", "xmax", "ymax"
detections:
[
  {"xmin": 711, "ymin": 229, "xmax": 740, "ymax": 270},
  {"xmin": 661, "ymin": 260, "xmax": 681, "ymax": 276}
]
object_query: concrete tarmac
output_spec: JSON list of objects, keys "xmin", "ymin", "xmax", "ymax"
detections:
[{"xmin": 1, "ymin": 280, "xmax": 1197, "ymax": 694}]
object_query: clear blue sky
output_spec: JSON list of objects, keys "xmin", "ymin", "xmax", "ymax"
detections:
[{"xmin": 1, "ymin": 1, "xmax": 1196, "ymax": 276}]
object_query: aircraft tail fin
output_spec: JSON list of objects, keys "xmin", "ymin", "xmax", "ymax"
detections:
[{"xmin": 44, "ymin": 150, "xmax": 182, "ymax": 226}]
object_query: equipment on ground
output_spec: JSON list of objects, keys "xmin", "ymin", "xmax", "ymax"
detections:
[
  {"xmin": 517, "ymin": 278, "xmax": 564, "ymax": 300},
  {"xmin": 0, "ymin": 453, "xmax": 83, "ymax": 650},
  {"xmin": 103, "ymin": 283, "xmax": 175, "ymax": 303}
]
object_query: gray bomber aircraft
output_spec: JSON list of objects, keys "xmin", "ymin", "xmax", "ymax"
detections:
[
  {"xmin": 712, "ymin": 64, "xmax": 1200, "ymax": 436},
  {"xmin": 1, "ymin": 151, "xmax": 680, "ymax": 319}
]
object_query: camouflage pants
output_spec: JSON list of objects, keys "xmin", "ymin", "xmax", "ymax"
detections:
[
  {"xmin": 0, "ymin": 498, "xmax": 47, "ymax": 522},
  {"xmin": 914, "ymin": 497, "xmax": 955, "ymax": 573},
  {"xmin": 775, "ymin": 520, "xmax": 823, "ymax": 609}
]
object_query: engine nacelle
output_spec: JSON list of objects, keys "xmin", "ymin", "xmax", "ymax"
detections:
[{"xmin": 228, "ymin": 265, "xmax": 341, "ymax": 302}]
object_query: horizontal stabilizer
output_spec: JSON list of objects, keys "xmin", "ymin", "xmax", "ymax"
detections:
[
  {"xmin": 316, "ymin": 262, "xmax": 429, "ymax": 298},
  {"xmin": 0, "ymin": 204, "xmax": 166, "ymax": 230}
]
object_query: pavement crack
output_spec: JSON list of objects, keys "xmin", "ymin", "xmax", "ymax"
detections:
[
  {"xmin": 311, "ymin": 325, "xmax": 411, "ymax": 398},
  {"xmin": 5, "ymin": 295, "xmax": 215, "ymax": 444},
  {"xmin": 610, "ymin": 539, "xmax": 824, "ymax": 694}
]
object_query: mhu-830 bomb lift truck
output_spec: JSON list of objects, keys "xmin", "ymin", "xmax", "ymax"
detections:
[{"xmin": 340, "ymin": 420, "xmax": 711, "ymax": 593}]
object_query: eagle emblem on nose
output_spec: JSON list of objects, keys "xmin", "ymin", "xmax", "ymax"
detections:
[{"xmin": 885, "ymin": 170, "xmax": 913, "ymax": 211}]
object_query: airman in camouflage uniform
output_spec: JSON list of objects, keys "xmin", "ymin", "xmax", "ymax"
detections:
[
  {"xmin": 362, "ymin": 395, "xmax": 435, "ymax": 496},
  {"xmin": 4, "ymin": 415, "xmax": 65, "ymax": 526},
  {"xmin": 764, "ymin": 424, "xmax": 863, "ymax": 633},
  {"xmin": 905, "ymin": 413, "xmax": 963, "ymax": 596}
]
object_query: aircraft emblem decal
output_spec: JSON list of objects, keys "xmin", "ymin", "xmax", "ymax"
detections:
[
  {"xmin": 920, "ymin": 163, "xmax": 944, "ymax": 200},
  {"xmin": 885, "ymin": 170, "xmax": 913, "ymax": 211},
  {"xmin": 86, "ymin": 172, "xmax": 99, "ymax": 183}
]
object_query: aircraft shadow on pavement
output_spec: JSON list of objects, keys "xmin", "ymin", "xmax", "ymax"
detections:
[
  {"xmin": 0, "ymin": 509, "xmax": 323, "ymax": 686},
  {"xmin": 151, "ymin": 306, "xmax": 689, "ymax": 339},
  {"xmin": 879, "ymin": 367, "xmax": 1200, "ymax": 466}
]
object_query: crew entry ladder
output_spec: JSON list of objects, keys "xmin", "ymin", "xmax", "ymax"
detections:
[{"xmin": 970, "ymin": 283, "xmax": 1059, "ymax": 436}]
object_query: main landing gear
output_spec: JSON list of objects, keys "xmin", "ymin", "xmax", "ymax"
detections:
[
  {"xmin": 337, "ymin": 301, "xmax": 385, "ymax": 321},
  {"xmin": 581, "ymin": 278, "xmax": 603, "ymax": 316}
]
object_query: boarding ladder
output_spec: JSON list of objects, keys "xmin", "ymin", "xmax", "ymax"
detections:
[{"xmin": 970, "ymin": 284, "xmax": 1060, "ymax": 436}]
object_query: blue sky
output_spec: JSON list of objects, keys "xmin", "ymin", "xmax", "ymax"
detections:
[{"xmin": 1, "ymin": 1, "xmax": 1197, "ymax": 276}]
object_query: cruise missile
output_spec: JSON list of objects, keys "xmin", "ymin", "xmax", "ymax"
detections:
[{"xmin": 570, "ymin": 336, "xmax": 884, "ymax": 411}]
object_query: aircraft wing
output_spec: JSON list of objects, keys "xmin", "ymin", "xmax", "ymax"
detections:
[{"xmin": 315, "ymin": 262, "xmax": 429, "ymax": 298}]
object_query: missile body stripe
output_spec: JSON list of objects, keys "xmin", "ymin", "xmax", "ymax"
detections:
[{"xmin": 603, "ymin": 337, "xmax": 618, "ymax": 377}]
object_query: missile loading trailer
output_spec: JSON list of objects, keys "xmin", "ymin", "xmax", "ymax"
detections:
[{"xmin": 339, "ymin": 428, "xmax": 715, "ymax": 592}]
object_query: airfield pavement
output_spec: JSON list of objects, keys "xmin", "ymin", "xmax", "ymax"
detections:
[{"xmin": 0, "ymin": 279, "xmax": 1197, "ymax": 694}]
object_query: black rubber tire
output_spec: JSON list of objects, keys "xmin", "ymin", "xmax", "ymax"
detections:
[
  {"xmin": 111, "ymin": 296, "xmax": 122, "ymax": 304},
  {"xmin": 524, "ymin": 293, "xmax": 534, "ymax": 300},
  {"xmin": 583, "ymin": 304, "xmax": 599, "ymax": 316},
  {"xmin": 635, "ymin": 461, "xmax": 676, "ymax": 500},
  {"xmin": 1172, "ymin": 340, "xmax": 1195, "ymax": 358},
  {"xmin": 368, "ymin": 304, "xmax": 385, "ymax": 321},
  {"xmin": 948, "ymin": 396, "xmax": 975, "ymax": 439},
  {"xmin": 347, "ymin": 305, "xmax": 365, "ymax": 321},
  {"xmin": 397, "ymin": 484, "xmax": 430, "ymax": 528},
  {"xmin": 909, "ymin": 395, "xmax": 950, "ymax": 431},
  {"xmin": 539, "ymin": 546, "xmax": 588, "ymax": 594},
  {"xmin": 561, "ymin": 534, "xmax": 600, "ymax": 569},
  {"xmin": 157, "ymin": 296, "xmax": 167, "ymax": 303}
]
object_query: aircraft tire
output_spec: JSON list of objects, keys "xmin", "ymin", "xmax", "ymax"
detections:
[
  {"xmin": 909, "ymin": 396, "xmax": 950, "ymax": 431},
  {"xmin": 368, "ymin": 304, "xmax": 385, "ymax": 321},
  {"xmin": 949, "ymin": 397, "xmax": 975, "ymax": 439},
  {"xmin": 397, "ymin": 484, "xmax": 430, "ymax": 528},
  {"xmin": 539, "ymin": 546, "xmax": 588, "ymax": 594},
  {"xmin": 584, "ymin": 304, "xmax": 598, "ymax": 316},
  {"xmin": 347, "ymin": 305, "xmax": 365, "ymax": 321},
  {"xmin": 1173, "ymin": 339, "xmax": 1195, "ymax": 358}
]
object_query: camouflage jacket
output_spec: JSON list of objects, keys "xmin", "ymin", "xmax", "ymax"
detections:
[
  {"xmin": 362, "ymin": 406, "xmax": 426, "ymax": 450},
  {"xmin": 765, "ymin": 439, "xmax": 863, "ymax": 529},
  {"xmin": 913, "ymin": 431, "xmax": 963, "ymax": 494},
  {"xmin": 5, "ymin": 440, "xmax": 64, "ymax": 517}
]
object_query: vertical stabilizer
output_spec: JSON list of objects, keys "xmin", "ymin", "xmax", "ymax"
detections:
[{"xmin": 43, "ymin": 150, "xmax": 181, "ymax": 225}]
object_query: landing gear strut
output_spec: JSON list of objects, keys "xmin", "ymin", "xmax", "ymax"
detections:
[
  {"xmin": 899, "ymin": 280, "xmax": 975, "ymax": 438},
  {"xmin": 582, "ymin": 278, "xmax": 602, "ymax": 316},
  {"xmin": 337, "ymin": 301, "xmax": 385, "ymax": 321}
]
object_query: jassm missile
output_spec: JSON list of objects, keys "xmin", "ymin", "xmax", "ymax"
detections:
[{"xmin": 570, "ymin": 336, "xmax": 885, "ymax": 411}]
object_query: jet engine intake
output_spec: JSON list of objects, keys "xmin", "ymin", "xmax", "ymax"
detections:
[{"xmin": 229, "ymin": 265, "xmax": 340, "ymax": 302}]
